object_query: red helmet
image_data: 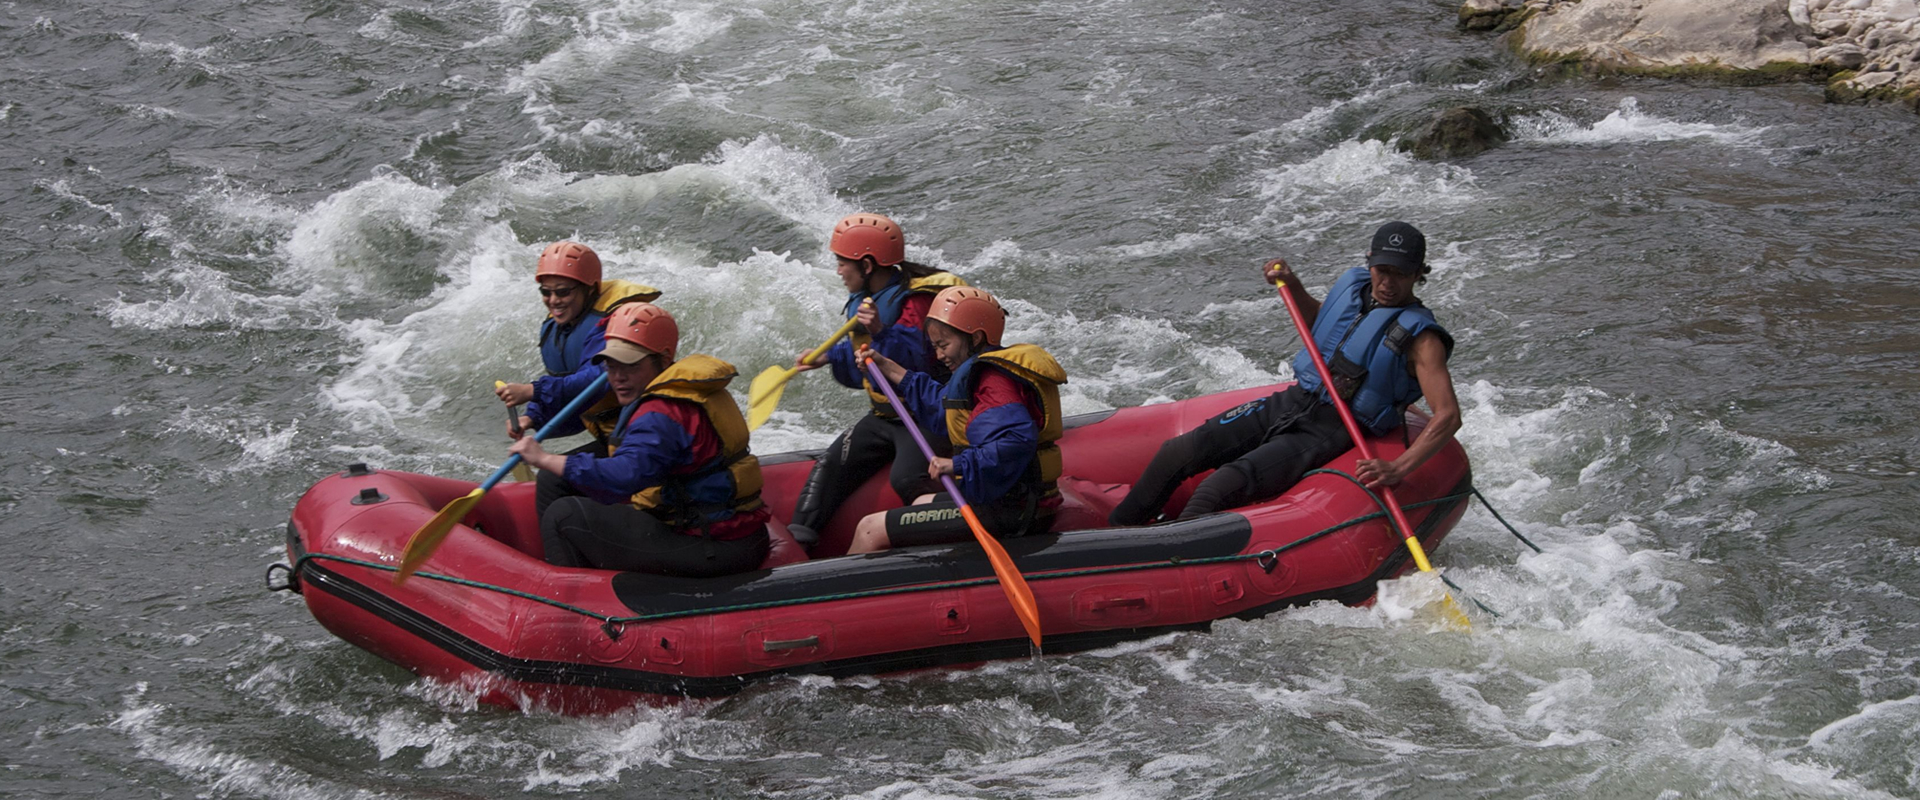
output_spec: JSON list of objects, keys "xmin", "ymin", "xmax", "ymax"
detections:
[
  {"xmin": 536, "ymin": 241, "xmax": 602, "ymax": 287},
  {"xmin": 829, "ymin": 213, "xmax": 905, "ymax": 267},
  {"xmin": 598, "ymin": 303, "xmax": 678, "ymax": 364},
  {"xmin": 926, "ymin": 286, "xmax": 1004, "ymax": 347}
]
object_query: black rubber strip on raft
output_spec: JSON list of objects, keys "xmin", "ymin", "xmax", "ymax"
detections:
[{"xmin": 609, "ymin": 512, "xmax": 1255, "ymax": 617}]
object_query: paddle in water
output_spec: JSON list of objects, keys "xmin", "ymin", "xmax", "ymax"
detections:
[
  {"xmin": 746, "ymin": 302, "xmax": 871, "ymax": 430},
  {"xmin": 395, "ymin": 372, "xmax": 611, "ymax": 584},
  {"xmin": 862, "ymin": 357, "xmax": 1044, "ymax": 647},
  {"xmin": 1274, "ymin": 277, "xmax": 1474, "ymax": 630}
]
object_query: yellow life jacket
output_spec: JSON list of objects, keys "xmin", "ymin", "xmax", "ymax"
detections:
[
  {"xmin": 577, "ymin": 279, "xmax": 666, "ymax": 443},
  {"xmin": 943, "ymin": 344, "xmax": 1067, "ymax": 500},
  {"xmin": 621, "ymin": 355, "xmax": 766, "ymax": 530},
  {"xmin": 851, "ymin": 269, "xmax": 969, "ymax": 417}
]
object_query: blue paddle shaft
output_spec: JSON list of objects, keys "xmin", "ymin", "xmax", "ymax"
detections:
[{"xmin": 479, "ymin": 372, "xmax": 610, "ymax": 492}]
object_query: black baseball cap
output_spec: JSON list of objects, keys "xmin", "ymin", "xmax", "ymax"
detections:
[{"xmin": 1367, "ymin": 221, "xmax": 1426, "ymax": 275}]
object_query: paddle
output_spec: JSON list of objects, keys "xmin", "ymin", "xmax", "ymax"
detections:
[
  {"xmin": 1274, "ymin": 277, "xmax": 1473, "ymax": 629},
  {"xmin": 495, "ymin": 381, "xmax": 536, "ymax": 483},
  {"xmin": 862, "ymin": 358, "xmax": 1044, "ymax": 648},
  {"xmin": 746, "ymin": 307, "xmax": 869, "ymax": 431},
  {"xmin": 395, "ymin": 373, "xmax": 611, "ymax": 584}
]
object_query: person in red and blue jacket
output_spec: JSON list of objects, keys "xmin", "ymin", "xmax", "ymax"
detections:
[
  {"xmin": 509, "ymin": 302, "xmax": 770, "ymax": 577},
  {"xmin": 783, "ymin": 213, "xmax": 968, "ymax": 550},
  {"xmin": 494, "ymin": 241, "xmax": 661, "ymax": 449},
  {"xmin": 847, "ymin": 286, "xmax": 1068, "ymax": 554}
]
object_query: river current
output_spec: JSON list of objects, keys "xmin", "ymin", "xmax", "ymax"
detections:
[{"xmin": 7, "ymin": 0, "xmax": 1920, "ymax": 797}]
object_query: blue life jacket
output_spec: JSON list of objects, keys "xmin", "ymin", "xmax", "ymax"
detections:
[
  {"xmin": 539, "ymin": 311, "xmax": 607, "ymax": 376},
  {"xmin": 843, "ymin": 276, "xmax": 911, "ymax": 328},
  {"xmin": 1293, "ymin": 267, "xmax": 1452, "ymax": 436}
]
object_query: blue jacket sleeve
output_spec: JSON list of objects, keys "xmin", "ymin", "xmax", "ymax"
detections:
[
  {"xmin": 825, "ymin": 319, "xmax": 934, "ymax": 390},
  {"xmin": 870, "ymin": 321, "xmax": 932, "ymax": 374},
  {"xmin": 952, "ymin": 403, "xmax": 1039, "ymax": 505},
  {"xmin": 893, "ymin": 371, "xmax": 949, "ymax": 435},
  {"xmin": 525, "ymin": 328, "xmax": 609, "ymax": 435},
  {"xmin": 561, "ymin": 409, "xmax": 693, "ymax": 505},
  {"xmin": 824, "ymin": 338, "xmax": 865, "ymax": 389}
]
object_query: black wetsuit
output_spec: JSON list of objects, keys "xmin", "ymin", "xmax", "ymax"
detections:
[
  {"xmin": 1108, "ymin": 385, "xmax": 1354, "ymax": 526},
  {"xmin": 788, "ymin": 413, "xmax": 950, "ymax": 537}
]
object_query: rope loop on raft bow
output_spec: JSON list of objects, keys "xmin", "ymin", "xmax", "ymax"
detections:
[{"xmin": 265, "ymin": 562, "xmax": 300, "ymax": 594}]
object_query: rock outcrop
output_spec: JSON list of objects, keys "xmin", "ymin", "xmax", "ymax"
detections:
[
  {"xmin": 1460, "ymin": 0, "xmax": 1920, "ymax": 107},
  {"xmin": 1401, "ymin": 107, "xmax": 1509, "ymax": 160}
]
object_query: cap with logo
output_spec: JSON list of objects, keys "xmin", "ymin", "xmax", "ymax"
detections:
[{"xmin": 1367, "ymin": 221, "xmax": 1426, "ymax": 275}]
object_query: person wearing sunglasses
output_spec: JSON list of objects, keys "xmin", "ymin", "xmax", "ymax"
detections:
[{"xmin": 495, "ymin": 241, "xmax": 662, "ymax": 453}]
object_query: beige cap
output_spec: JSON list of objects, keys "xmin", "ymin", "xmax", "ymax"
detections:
[{"xmin": 595, "ymin": 338, "xmax": 656, "ymax": 365}]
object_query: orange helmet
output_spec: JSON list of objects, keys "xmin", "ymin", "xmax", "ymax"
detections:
[
  {"xmin": 535, "ymin": 241, "xmax": 602, "ymax": 287},
  {"xmin": 597, "ymin": 303, "xmax": 678, "ymax": 364},
  {"xmin": 829, "ymin": 213, "xmax": 905, "ymax": 267},
  {"xmin": 926, "ymin": 286, "xmax": 1005, "ymax": 347}
]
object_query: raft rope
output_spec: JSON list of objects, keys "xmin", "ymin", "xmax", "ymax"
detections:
[{"xmin": 272, "ymin": 469, "xmax": 1541, "ymax": 633}]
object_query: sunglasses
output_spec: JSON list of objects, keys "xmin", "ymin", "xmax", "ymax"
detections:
[{"xmin": 538, "ymin": 285, "xmax": 579, "ymax": 299}]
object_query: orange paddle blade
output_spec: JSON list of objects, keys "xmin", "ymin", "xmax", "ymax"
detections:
[{"xmin": 960, "ymin": 504, "xmax": 1043, "ymax": 647}]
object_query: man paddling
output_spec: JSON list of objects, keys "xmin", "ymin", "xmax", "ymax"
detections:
[{"xmin": 1108, "ymin": 221, "xmax": 1461, "ymax": 525}]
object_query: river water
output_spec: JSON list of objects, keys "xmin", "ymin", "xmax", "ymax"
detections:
[{"xmin": 7, "ymin": 0, "xmax": 1920, "ymax": 797}]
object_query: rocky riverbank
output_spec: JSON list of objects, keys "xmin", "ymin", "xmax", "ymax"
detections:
[{"xmin": 1459, "ymin": 0, "xmax": 1920, "ymax": 108}]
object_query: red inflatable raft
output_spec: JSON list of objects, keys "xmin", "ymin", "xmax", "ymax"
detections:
[{"xmin": 278, "ymin": 382, "xmax": 1472, "ymax": 713}]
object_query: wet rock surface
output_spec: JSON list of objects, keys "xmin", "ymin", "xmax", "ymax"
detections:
[{"xmin": 1462, "ymin": 0, "xmax": 1920, "ymax": 105}]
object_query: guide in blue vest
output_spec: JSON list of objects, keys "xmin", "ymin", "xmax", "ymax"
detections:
[{"xmin": 1108, "ymin": 221, "xmax": 1462, "ymax": 526}]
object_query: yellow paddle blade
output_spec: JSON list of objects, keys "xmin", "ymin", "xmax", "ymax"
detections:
[
  {"xmin": 745, "ymin": 365, "xmax": 798, "ymax": 430},
  {"xmin": 1438, "ymin": 594, "xmax": 1473, "ymax": 632},
  {"xmin": 394, "ymin": 488, "xmax": 484, "ymax": 584},
  {"xmin": 1377, "ymin": 570, "xmax": 1472, "ymax": 631},
  {"xmin": 1395, "ymin": 529, "xmax": 1470, "ymax": 630},
  {"xmin": 960, "ymin": 504, "xmax": 1043, "ymax": 647}
]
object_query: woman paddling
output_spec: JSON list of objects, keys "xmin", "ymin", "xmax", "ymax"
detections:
[
  {"xmin": 495, "ymin": 241, "xmax": 662, "ymax": 453},
  {"xmin": 783, "ymin": 213, "xmax": 968, "ymax": 550},
  {"xmin": 848, "ymin": 287, "xmax": 1067, "ymax": 554}
]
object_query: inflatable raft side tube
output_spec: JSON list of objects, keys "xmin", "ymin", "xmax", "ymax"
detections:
[
  {"xmin": 297, "ymin": 553, "xmax": 1221, "ymax": 697},
  {"xmin": 1231, "ymin": 471, "xmax": 1474, "ymax": 621}
]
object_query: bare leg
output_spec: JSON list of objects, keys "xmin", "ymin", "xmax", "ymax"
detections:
[{"xmin": 848, "ymin": 511, "xmax": 891, "ymax": 554}]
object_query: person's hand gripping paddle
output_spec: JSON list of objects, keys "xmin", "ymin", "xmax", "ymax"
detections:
[
  {"xmin": 395, "ymin": 373, "xmax": 610, "ymax": 584},
  {"xmin": 746, "ymin": 301, "xmax": 872, "ymax": 430},
  {"xmin": 494, "ymin": 381, "xmax": 536, "ymax": 482},
  {"xmin": 861, "ymin": 357, "xmax": 1043, "ymax": 647}
]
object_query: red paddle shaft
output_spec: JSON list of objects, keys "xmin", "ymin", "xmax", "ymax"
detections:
[{"xmin": 1275, "ymin": 281, "xmax": 1438, "ymax": 573}]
